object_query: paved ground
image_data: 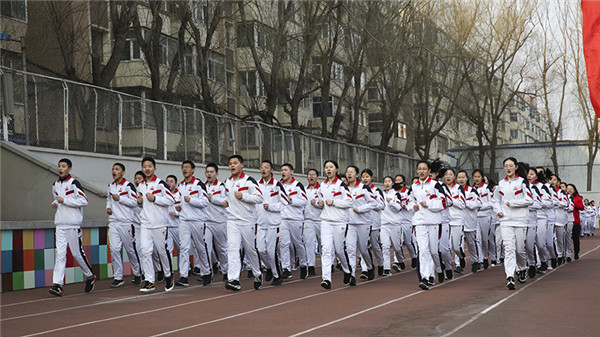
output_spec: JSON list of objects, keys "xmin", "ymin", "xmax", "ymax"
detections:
[{"xmin": 2, "ymin": 236, "xmax": 599, "ymax": 337}]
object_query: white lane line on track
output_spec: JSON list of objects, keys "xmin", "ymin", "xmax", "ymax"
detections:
[
  {"xmin": 2, "ymin": 281, "xmax": 226, "ymax": 322},
  {"xmin": 288, "ymin": 272, "xmax": 475, "ymax": 337},
  {"xmin": 1, "ymin": 288, "xmax": 115, "ymax": 308},
  {"xmin": 440, "ymin": 242, "xmax": 600, "ymax": 337}
]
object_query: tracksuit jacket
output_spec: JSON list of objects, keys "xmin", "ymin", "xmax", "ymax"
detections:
[
  {"xmin": 137, "ymin": 175, "xmax": 175, "ymax": 228},
  {"xmin": 106, "ymin": 178, "xmax": 138, "ymax": 224},
  {"xmin": 178, "ymin": 177, "xmax": 209, "ymax": 222},
  {"xmin": 447, "ymin": 182, "xmax": 466, "ymax": 226},
  {"xmin": 304, "ymin": 183, "xmax": 323, "ymax": 222},
  {"xmin": 492, "ymin": 176, "xmax": 533, "ymax": 227},
  {"xmin": 408, "ymin": 177, "xmax": 446, "ymax": 226},
  {"xmin": 318, "ymin": 176, "xmax": 353, "ymax": 224},
  {"xmin": 462, "ymin": 185, "xmax": 482, "ymax": 232},
  {"xmin": 224, "ymin": 172, "xmax": 263, "ymax": 225},
  {"xmin": 281, "ymin": 178, "xmax": 307, "ymax": 221},
  {"xmin": 205, "ymin": 179, "xmax": 228, "ymax": 224},
  {"xmin": 256, "ymin": 177, "xmax": 289, "ymax": 227},
  {"xmin": 381, "ymin": 189, "xmax": 402, "ymax": 226},
  {"xmin": 347, "ymin": 181, "xmax": 377, "ymax": 225},
  {"xmin": 52, "ymin": 175, "xmax": 88, "ymax": 228},
  {"xmin": 368, "ymin": 183, "xmax": 385, "ymax": 229}
]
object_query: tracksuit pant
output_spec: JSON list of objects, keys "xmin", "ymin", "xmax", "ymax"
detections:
[
  {"xmin": 400, "ymin": 222, "xmax": 417, "ymax": 262},
  {"xmin": 380, "ymin": 225, "xmax": 403, "ymax": 271},
  {"xmin": 179, "ymin": 220, "xmax": 211, "ymax": 278},
  {"xmin": 257, "ymin": 226, "xmax": 280, "ymax": 278},
  {"xmin": 227, "ymin": 222, "xmax": 261, "ymax": 282},
  {"xmin": 280, "ymin": 220, "xmax": 307, "ymax": 270},
  {"xmin": 450, "ymin": 225, "xmax": 465, "ymax": 266},
  {"xmin": 205, "ymin": 221, "xmax": 228, "ymax": 273},
  {"xmin": 525, "ymin": 226, "xmax": 537, "ymax": 267},
  {"xmin": 535, "ymin": 220, "xmax": 549, "ymax": 263},
  {"xmin": 477, "ymin": 215, "xmax": 493, "ymax": 262},
  {"xmin": 304, "ymin": 220, "xmax": 321, "ymax": 268},
  {"xmin": 565, "ymin": 222, "xmax": 574, "ymax": 259},
  {"xmin": 53, "ymin": 227, "xmax": 94, "ymax": 285},
  {"xmin": 500, "ymin": 225, "xmax": 527, "ymax": 279},
  {"xmin": 464, "ymin": 230, "xmax": 482, "ymax": 265},
  {"xmin": 555, "ymin": 224, "xmax": 566, "ymax": 258},
  {"xmin": 546, "ymin": 223, "xmax": 557, "ymax": 260},
  {"xmin": 109, "ymin": 223, "xmax": 142, "ymax": 280},
  {"xmin": 415, "ymin": 224, "xmax": 441, "ymax": 280},
  {"xmin": 347, "ymin": 224, "xmax": 373, "ymax": 276},
  {"xmin": 360, "ymin": 228, "xmax": 384, "ymax": 272},
  {"xmin": 439, "ymin": 223, "xmax": 453, "ymax": 271},
  {"xmin": 320, "ymin": 222, "xmax": 351, "ymax": 282},
  {"xmin": 141, "ymin": 226, "xmax": 172, "ymax": 283}
]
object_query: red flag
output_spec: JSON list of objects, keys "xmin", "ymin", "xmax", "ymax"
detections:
[{"xmin": 582, "ymin": 0, "xmax": 600, "ymax": 118}]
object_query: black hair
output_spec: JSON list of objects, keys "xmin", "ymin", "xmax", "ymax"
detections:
[
  {"xmin": 456, "ymin": 170, "xmax": 470, "ymax": 185},
  {"xmin": 567, "ymin": 183, "xmax": 579, "ymax": 197},
  {"xmin": 282, "ymin": 163, "xmax": 294, "ymax": 171},
  {"xmin": 361, "ymin": 168, "xmax": 374, "ymax": 177},
  {"xmin": 429, "ymin": 159, "xmax": 442, "ymax": 174},
  {"xmin": 346, "ymin": 166, "xmax": 360, "ymax": 175},
  {"xmin": 417, "ymin": 160, "xmax": 430, "ymax": 169},
  {"xmin": 261, "ymin": 160, "xmax": 274, "ymax": 169},
  {"xmin": 324, "ymin": 160, "xmax": 339, "ymax": 169},
  {"xmin": 411, "ymin": 176, "xmax": 419, "ymax": 183},
  {"xmin": 182, "ymin": 160, "xmax": 195, "ymax": 169},
  {"xmin": 535, "ymin": 166, "xmax": 547, "ymax": 183},
  {"xmin": 395, "ymin": 174, "xmax": 406, "ymax": 183},
  {"xmin": 142, "ymin": 157, "xmax": 156, "ymax": 167},
  {"xmin": 228, "ymin": 154, "xmax": 244, "ymax": 163},
  {"xmin": 444, "ymin": 168, "xmax": 456, "ymax": 175},
  {"xmin": 384, "ymin": 175, "xmax": 394, "ymax": 182},
  {"xmin": 113, "ymin": 162, "xmax": 125, "ymax": 171},
  {"xmin": 58, "ymin": 158, "xmax": 72, "ymax": 168},
  {"xmin": 307, "ymin": 168, "xmax": 319, "ymax": 176},
  {"xmin": 516, "ymin": 162, "xmax": 528, "ymax": 179},
  {"xmin": 551, "ymin": 174, "xmax": 561, "ymax": 182},
  {"xmin": 503, "ymin": 157, "xmax": 518, "ymax": 166},
  {"xmin": 472, "ymin": 168, "xmax": 485, "ymax": 178},
  {"xmin": 135, "ymin": 170, "xmax": 144, "ymax": 178},
  {"xmin": 166, "ymin": 175, "xmax": 178, "ymax": 183},
  {"xmin": 486, "ymin": 176, "xmax": 497, "ymax": 187},
  {"xmin": 206, "ymin": 163, "xmax": 219, "ymax": 172}
]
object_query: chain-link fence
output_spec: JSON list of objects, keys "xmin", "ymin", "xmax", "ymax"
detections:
[{"xmin": 0, "ymin": 67, "xmax": 416, "ymax": 181}]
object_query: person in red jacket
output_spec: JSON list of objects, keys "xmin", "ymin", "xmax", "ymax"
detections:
[{"xmin": 566, "ymin": 184, "xmax": 584, "ymax": 260}]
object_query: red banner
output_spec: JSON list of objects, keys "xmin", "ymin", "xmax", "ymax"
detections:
[{"xmin": 582, "ymin": 0, "xmax": 600, "ymax": 118}]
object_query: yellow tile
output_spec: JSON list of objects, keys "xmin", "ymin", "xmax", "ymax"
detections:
[{"xmin": 22, "ymin": 230, "xmax": 34, "ymax": 250}]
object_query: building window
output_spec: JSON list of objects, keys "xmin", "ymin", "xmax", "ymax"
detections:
[
  {"xmin": 91, "ymin": 29, "xmax": 105, "ymax": 62},
  {"xmin": 510, "ymin": 112, "xmax": 518, "ymax": 122},
  {"xmin": 183, "ymin": 45, "xmax": 194, "ymax": 75},
  {"xmin": 510, "ymin": 130, "xmax": 518, "ymax": 139},
  {"xmin": 313, "ymin": 97, "xmax": 334, "ymax": 118},
  {"xmin": 332, "ymin": 62, "xmax": 345, "ymax": 82},
  {"xmin": 241, "ymin": 124, "xmax": 259, "ymax": 147},
  {"xmin": 437, "ymin": 136, "xmax": 448, "ymax": 153},
  {"xmin": 1, "ymin": 0, "xmax": 26, "ymax": 22},
  {"xmin": 397, "ymin": 121, "xmax": 407, "ymax": 139},
  {"xmin": 207, "ymin": 52, "xmax": 225, "ymax": 83},
  {"xmin": 239, "ymin": 70, "xmax": 264, "ymax": 97},
  {"xmin": 368, "ymin": 86, "xmax": 379, "ymax": 101},
  {"xmin": 121, "ymin": 29, "xmax": 142, "ymax": 61}
]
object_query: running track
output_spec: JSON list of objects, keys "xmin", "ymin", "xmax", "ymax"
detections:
[{"xmin": 2, "ymin": 236, "xmax": 599, "ymax": 336}]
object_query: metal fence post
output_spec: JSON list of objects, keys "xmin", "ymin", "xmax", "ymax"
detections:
[
  {"xmin": 257, "ymin": 123, "xmax": 262, "ymax": 163},
  {"xmin": 93, "ymin": 88, "xmax": 97, "ymax": 153},
  {"xmin": 281, "ymin": 129, "xmax": 284, "ymax": 163},
  {"xmin": 182, "ymin": 106, "xmax": 187, "ymax": 159},
  {"xmin": 62, "ymin": 80, "xmax": 68, "ymax": 150},
  {"xmin": 23, "ymin": 70, "xmax": 29, "ymax": 146},
  {"xmin": 162, "ymin": 103, "xmax": 167, "ymax": 160},
  {"xmin": 200, "ymin": 111, "xmax": 205, "ymax": 164},
  {"xmin": 118, "ymin": 94, "xmax": 123, "ymax": 156},
  {"xmin": 33, "ymin": 75, "xmax": 38, "ymax": 144}
]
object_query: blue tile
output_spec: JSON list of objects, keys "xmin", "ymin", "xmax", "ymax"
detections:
[
  {"xmin": 1, "ymin": 231, "xmax": 13, "ymax": 251},
  {"xmin": 1, "ymin": 250, "xmax": 12, "ymax": 273},
  {"xmin": 45, "ymin": 229, "xmax": 55, "ymax": 249},
  {"xmin": 35, "ymin": 269, "xmax": 46, "ymax": 288},
  {"xmin": 91, "ymin": 245, "xmax": 99, "ymax": 265},
  {"xmin": 99, "ymin": 245, "xmax": 107, "ymax": 264}
]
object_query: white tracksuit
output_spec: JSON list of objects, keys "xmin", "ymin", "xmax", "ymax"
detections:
[
  {"xmin": 544, "ymin": 183, "xmax": 559, "ymax": 260},
  {"xmin": 137, "ymin": 175, "xmax": 175, "ymax": 283},
  {"xmin": 52, "ymin": 175, "xmax": 94, "ymax": 285},
  {"xmin": 462, "ymin": 185, "xmax": 483, "ymax": 265},
  {"xmin": 106, "ymin": 178, "xmax": 142, "ymax": 280},
  {"xmin": 360, "ymin": 184, "xmax": 385, "ymax": 273},
  {"xmin": 398, "ymin": 186, "xmax": 417, "ymax": 261},
  {"xmin": 553, "ymin": 187, "xmax": 569, "ymax": 259},
  {"xmin": 380, "ymin": 188, "xmax": 403, "ymax": 271},
  {"xmin": 280, "ymin": 178, "xmax": 308, "ymax": 271},
  {"xmin": 304, "ymin": 183, "xmax": 323, "ymax": 268},
  {"xmin": 565, "ymin": 195, "xmax": 575, "ymax": 259},
  {"xmin": 447, "ymin": 183, "xmax": 466, "ymax": 266},
  {"xmin": 534, "ymin": 182, "xmax": 551, "ymax": 263},
  {"xmin": 475, "ymin": 183, "xmax": 496, "ymax": 263},
  {"xmin": 205, "ymin": 179, "xmax": 228, "ymax": 274},
  {"xmin": 347, "ymin": 181, "xmax": 378, "ymax": 277},
  {"xmin": 178, "ymin": 177, "xmax": 211, "ymax": 279},
  {"xmin": 492, "ymin": 176, "xmax": 533, "ymax": 279},
  {"xmin": 318, "ymin": 176, "xmax": 353, "ymax": 283},
  {"xmin": 224, "ymin": 172, "xmax": 263, "ymax": 282},
  {"xmin": 256, "ymin": 177, "xmax": 289, "ymax": 279},
  {"xmin": 408, "ymin": 177, "xmax": 446, "ymax": 281},
  {"xmin": 438, "ymin": 182, "xmax": 453, "ymax": 272},
  {"xmin": 526, "ymin": 185, "xmax": 543, "ymax": 268}
]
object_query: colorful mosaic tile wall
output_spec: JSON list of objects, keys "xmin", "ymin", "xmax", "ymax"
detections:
[{"xmin": 1, "ymin": 228, "xmax": 180, "ymax": 292}]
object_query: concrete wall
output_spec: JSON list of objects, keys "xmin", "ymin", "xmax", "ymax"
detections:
[{"xmin": 450, "ymin": 142, "xmax": 600, "ymax": 197}]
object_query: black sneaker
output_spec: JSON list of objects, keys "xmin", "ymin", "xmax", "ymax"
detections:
[
  {"xmin": 156, "ymin": 271, "xmax": 165, "ymax": 283},
  {"xmin": 427, "ymin": 276, "xmax": 435, "ymax": 286},
  {"xmin": 528, "ymin": 266, "xmax": 536, "ymax": 278},
  {"xmin": 49, "ymin": 284, "xmax": 64, "ymax": 296},
  {"xmin": 507, "ymin": 276, "xmax": 515, "ymax": 290},
  {"xmin": 223, "ymin": 273, "xmax": 228, "ymax": 281},
  {"xmin": 140, "ymin": 281, "xmax": 155, "ymax": 293},
  {"xmin": 574, "ymin": 254, "xmax": 579, "ymax": 260},
  {"xmin": 300, "ymin": 266, "xmax": 309, "ymax": 279},
  {"xmin": 336, "ymin": 263, "xmax": 343, "ymax": 271},
  {"xmin": 383, "ymin": 269, "xmax": 392, "ymax": 276},
  {"xmin": 437, "ymin": 272, "xmax": 445, "ymax": 284},
  {"xmin": 349, "ymin": 276, "xmax": 356, "ymax": 286},
  {"xmin": 517, "ymin": 270, "xmax": 527, "ymax": 283},
  {"xmin": 411, "ymin": 258, "xmax": 418, "ymax": 269},
  {"xmin": 445, "ymin": 269, "xmax": 454, "ymax": 280},
  {"xmin": 110, "ymin": 279, "xmax": 124, "ymax": 288},
  {"xmin": 400, "ymin": 262, "xmax": 406, "ymax": 270},
  {"xmin": 419, "ymin": 280, "xmax": 429, "ymax": 290},
  {"xmin": 343, "ymin": 273, "xmax": 351, "ymax": 285},
  {"xmin": 165, "ymin": 276, "xmax": 174, "ymax": 292},
  {"xmin": 212, "ymin": 263, "xmax": 219, "ymax": 275},
  {"xmin": 265, "ymin": 268, "xmax": 273, "ymax": 282},
  {"xmin": 491, "ymin": 260, "xmax": 497, "ymax": 267},
  {"xmin": 538, "ymin": 262, "xmax": 548, "ymax": 274},
  {"xmin": 359, "ymin": 271, "xmax": 368, "ymax": 280},
  {"xmin": 85, "ymin": 275, "xmax": 96, "ymax": 293},
  {"xmin": 132, "ymin": 276, "xmax": 142, "ymax": 286},
  {"xmin": 308, "ymin": 266, "xmax": 316, "ymax": 276},
  {"xmin": 455, "ymin": 266, "xmax": 464, "ymax": 274},
  {"xmin": 175, "ymin": 277, "xmax": 189, "ymax": 287},
  {"xmin": 471, "ymin": 262, "xmax": 480, "ymax": 273},
  {"xmin": 192, "ymin": 267, "xmax": 202, "ymax": 276},
  {"xmin": 331, "ymin": 265, "xmax": 335, "ymax": 273},
  {"xmin": 557, "ymin": 257, "xmax": 563, "ymax": 266},
  {"xmin": 247, "ymin": 270, "xmax": 254, "ymax": 278},
  {"xmin": 392, "ymin": 263, "xmax": 401, "ymax": 272},
  {"xmin": 459, "ymin": 258, "xmax": 466, "ymax": 268},
  {"xmin": 253, "ymin": 274, "xmax": 263, "ymax": 290},
  {"xmin": 225, "ymin": 279, "xmax": 241, "ymax": 291},
  {"xmin": 271, "ymin": 277, "xmax": 283, "ymax": 286},
  {"xmin": 321, "ymin": 279, "xmax": 331, "ymax": 289},
  {"xmin": 282, "ymin": 269, "xmax": 292, "ymax": 279},
  {"xmin": 202, "ymin": 274, "xmax": 212, "ymax": 286},
  {"xmin": 483, "ymin": 259, "xmax": 489, "ymax": 269},
  {"xmin": 551, "ymin": 258, "xmax": 557, "ymax": 269},
  {"xmin": 367, "ymin": 268, "xmax": 375, "ymax": 280},
  {"xmin": 377, "ymin": 265, "xmax": 384, "ymax": 276}
]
